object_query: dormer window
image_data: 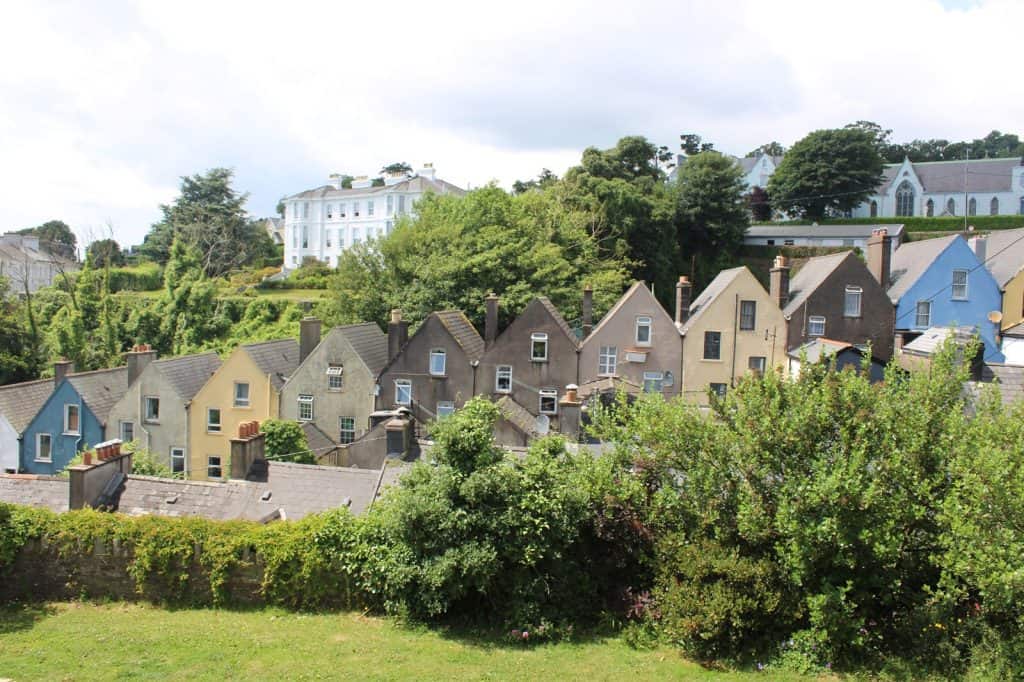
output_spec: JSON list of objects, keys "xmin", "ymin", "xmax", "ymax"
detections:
[
  {"xmin": 531, "ymin": 333, "xmax": 548, "ymax": 362},
  {"xmin": 635, "ymin": 316, "xmax": 652, "ymax": 346},
  {"xmin": 429, "ymin": 349, "xmax": 446, "ymax": 376}
]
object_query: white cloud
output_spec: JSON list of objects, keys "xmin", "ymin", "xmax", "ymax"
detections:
[{"xmin": 0, "ymin": 0, "xmax": 1020, "ymax": 248}]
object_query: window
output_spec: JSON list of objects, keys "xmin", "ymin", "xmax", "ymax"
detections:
[
  {"xmin": 298, "ymin": 394, "xmax": 314, "ymax": 421},
  {"xmin": 387, "ymin": 195, "xmax": 394, "ymax": 216},
  {"xmin": 808, "ymin": 315, "xmax": 826, "ymax": 337},
  {"xmin": 352, "ymin": 228, "xmax": 361, "ymax": 243},
  {"xmin": 367, "ymin": 200, "xmax": 374, "ymax": 216},
  {"xmin": 947, "ymin": 198, "xmax": 956, "ymax": 215},
  {"xmin": 395, "ymin": 379, "xmax": 412, "ymax": 405},
  {"xmin": 326, "ymin": 230, "xmax": 332, "ymax": 247},
  {"xmin": 598, "ymin": 346, "xmax": 617, "ymax": 376},
  {"xmin": 207, "ymin": 408, "xmax": 221, "ymax": 433},
  {"xmin": 436, "ymin": 401, "xmax": 455, "ymax": 419},
  {"xmin": 749, "ymin": 356, "xmax": 767, "ymax": 374},
  {"xmin": 895, "ymin": 180, "xmax": 915, "ymax": 217},
  {"xmin": 991, "ymin": 197, "xmax": 999, "ymax": 215},
  {"xmin": 844, "ymin": 286, "xmax": 863, "ymax": 317},
  {"xmin": 386, "ymin": 220, "xmax": 393, "ymax": 234},
  {"xmin": 144, "ymin": 396, "xmax": 160, "ymax": 422},
  {"xmin": 339, "ymin": 417, "xmax": 355, "ymax": 444},
  {"xmin": 703, "ymin": 331, "xmax": 721, "ymax": 360},
  {"xmin": 643, "ymin": 371, "xmax": 664, "ymax": 393},
  {"xmin": 326, "ymin": 204, "xmax": 333, "ymax": 219},
  {"xmin": 234, "ymin": 382, "xmax": 250, "ymax": 408},
  {"xmin": 398, "ymin": 195, "xmax": 406, "ymax": 214},
  {"xmin": 766, "ymin": 239, "xmax": 775, "ymax": 246},
  {"xmin": 926, "ymin": 199, "xmax": 935, "ymax": 217},
  {"xmin": 495, "ymin": 365, "xmax": 512, "ymax": 393},
  {"xmin": 915, "ymin": 301, "xmax": 932, "ymax": 328},
  {"xmin": 327, "ymin": 364, "xmax": 344, "ymax": 390},
  {"xmin": 302, "ymin": 202, "xmax": 309, "ymax": 219},
  {"xmin": 120, "ymin": 421, "xmax": 135, "ymax": 443},
  {"xmin": 207, "ymin": 456, "xmax": 222, "ymax": 479},
  {"xmin": 539, "ymin": 389, "xmax": 558, "ymax": 415},
  {"xmin": 292, "ymin": 228, "xmax": 298, "ymax": 248},
  {"xmin": 968, "ymin": 197, "xmax": 977, "ymax": 216},
  {"xmin": 35, "ymin": 433, "xmax": 52, "ymax": 462},
  {"xmin": 739, "ymin": 300, "xmax": 756, "ymax": 330},
  {"xmin": 353, "ymin": 201, "xmax": 360, "ymax": 217},
  {"xmin": 710, "ymin": 383, "xmax": 728, "ymax": 398},
  {"xmin": 301, "ymin": 225, "xmax": 309, "ymax": 249},
  {"xmin": 64, "ymin": 404, "xmax": 80, "ymax": 434},
  {"xmin": 339, "ymin": 202, "xmax": 346, "ymax": 217},
  {"xmin": 952, "ymin": 269, "xmax": 968, "ymax": 300},
  {"xmin": 783, "ymin": 239, "xmax": 795, "ymax": 246},
  {"xmin": 635, "ymin": 316, "xmax": 653, "ymax": 346},
  {"xmin": 291, "ymin": 256, "xmax": 297, "ymax": 265},
  {"xmin": 429, "ymin": 349, "xmax": 447, "ymax": 376},
  {"xmin": 531, "ymin": 332, "xmax": 548, "ymax": 361},
  {"xmin": 870, "ymin": 200, "xmax": 878, "ymax": 217},
  {"xmin": 171, "ymin": 447, "xmax": 185, "ymax": 476}
]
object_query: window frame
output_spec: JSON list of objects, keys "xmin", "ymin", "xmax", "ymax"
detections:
[
  {"xmin": 35, "ymin": 433, "xmax": 52, "ymax": 462},
  {"xmin": 598, "ymin": 345, "xmax": 617, "ymax": 376},
  {"xmin": 207, "ymin": 455, "xmax": 223, "ymax": 480},
  {"xmin": 635, "ymin": 316, "xmax": 653, "ymax": 346},
  {"xmin": 429, "ymin": 348, "xmax": 447, "ymax": 376},
  {"xmin": 144, "ymin": 395, "xmax": 160, "ymax": 423},
  {"xmin": 642, "ymin": 371, "xmax": 664, "ymax": 393},
  {"xmin": 233, "ymin": 382, "xmax": 250, "ymax": 408},
  {"xmin": 739, "ymin": 300, "xmax": 757, "ymax": 331},
  {"xmin": 63, "ymin": 404, "xmax": 80, "ymax": 435},
  {"xmin": 395, "ymin": 379, "xmax": 412, "ymax": 405},
  {"xmin": 709, "ymin": 383, "xmax": 728, "ymax": 398},
  {"xmin": 749, "ymin": 356, "xmax": 767, "ymax": 374},
  {"xmin": 436, "ymin": 401, "xmax": 455, "ymax": 419},
  {"xmin": 539, "ymin": 388, "xmax": 558, "ymax": 415},
  {"xmin": 531, "ymin": 332, "xmax": 549, "ymax": 362},
  {"xmin": 327, "ymin": 364, "xmax": 344, "ymax": 391},
  {"xmin": 339, "ymin": 417, "xmax": 356, "ymax": 444},
  {"xmin": 844, "ymin": 286, "xmax": 863, "ymax": 318},
  {"xmin": 170, "ymin": 447, "xmax": 186, "ymax": 477},
  {"xmin": 951, "ymin": 269, "xmax": 969, "ymax": 300},
  {"xmin": 915, "ymin": 300, "xmax": 932, "ymax": 328},
  {"xmin": 703, "ymin": 331, "xmax": 722, "ymax": 361},
  {"xmin": 808, "ymin": 315, "xmax": 826, "ymax": 337},
  {"xmin": 297, "ymin": 394, "xmax": 314, "ymax": 422},
  {"xmin": 206, "ymin": 408, "xmax": 222, "ymax": 434},
  {"xmin": 120, "ymin": 421, "xmax": 135, "ymax": 443},
  {"xmin": 495, "ymin": 365, "xmax": 512, "ymax": 393}
]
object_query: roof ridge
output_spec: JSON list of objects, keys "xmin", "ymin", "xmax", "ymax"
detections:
[{"xmin": 65, "ymin": 365, "xmax": 127, "ymax": 380}]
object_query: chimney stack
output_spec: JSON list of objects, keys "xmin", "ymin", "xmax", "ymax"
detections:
[
  {"xmin": 299, "ymin": 316, "xmax": 322, "ymax": 365},
  {"xmin": 867, "ymin": 228, "xmax": 892, "ymax": 288},
  {"xmin": 54, "ymin": 359, "xmax": 74, "ymax": 387},
  {"xmin": 969, "ymin": 235, "xmax": 987, "ymax": 263},
  {"xmin": 769, "ymin": 256, "xmax": 791, "ymax": 309},
  {"xmin": 675, "ymin": 276, "xmax": 693, "ymax": 325},
  {"xmin": 126, "ymin": 344, "xmax": 157, "ymax": 387},
  {"xmin": 484, "ymin": 293, "xmax": 499, "ymax": 349},
  {"xmin": 581, "ymin": 285, "xmax": 593, "ymax": 338},
  {"xmin": 387, "ymin": 309, "xmax": 410, "ymax": 362}
]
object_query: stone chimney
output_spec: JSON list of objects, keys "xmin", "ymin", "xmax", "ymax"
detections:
[
  {"xmin": 484, "ymin": 293, "xmax": 499, "ymax": 349},
  {"xmin": 581, "ymin": 285, "xmax": 593, "ymax": 338},
  {"xmin": 968, "ymin": 235, "xmax": 987, "ymax": 263},
  {"xmin": 675, "ymin": 276, "xmax": 693, "ymax": 325},
  {"xmin": 867, "ymin": 228, "xmax": 892, "ymax": 287},
  {"xmin": 69, "ymin": 440, "xmax": 131, "ymax": 510},
  {"xmin": 299, "ymin": 316, "xmax": 322, "ymax": 365},
  {"xmin": 558, "ymin": 384, "xmax": 583, "ymax": 442},
  {"xmin": 126, "ymin": 344, "xmax": 157, "ymax": 387},
  {"xmin": 230, "ymin": 420, "xmax": 268, "ymax": 481},
  {"xmin": 387, "ymin": 309, "xmax": 410, "ymax": 362},
  {"xmin": 769, "ymin": 255, "xmax": 791, "ymax": 309},
  {"xmin": 54, "ymin": 359, "xmax": 74, "ymax": 387}
]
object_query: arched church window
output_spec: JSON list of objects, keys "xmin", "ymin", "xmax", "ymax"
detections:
[
  {"xmin": 870, "ymin": 200, "xmax": 878, "ymax": 218},
  {"xmin": 947, "ymin": 198, "xmax": 956, "ymax": 215},
  {"xmin": 990, "ymin": 197, "xmax": 999, "ymax": 215},
  {"xmin": 895, "ymin": 181, "xmax": 915, "ymax": 217},
  {"xmin": 926, "ymin": 199, "xmax": 934, "ymax": 217},
  {"xmin": 968, "ymin": 197, "xmax": 977, "ymax": 216}
]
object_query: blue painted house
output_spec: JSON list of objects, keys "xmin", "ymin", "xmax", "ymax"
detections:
[
  {"xmin": 21, "ymin": 367, "xmax": 128, "ymax": 475},
  {"xmin": 886, "ymin": 234, "xmax": 1003, "ymax": 361}
]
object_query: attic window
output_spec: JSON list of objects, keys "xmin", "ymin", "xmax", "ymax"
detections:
[
  {"xmin": 327, "ymin": 364, "xmax": 343, "ymax": 390},
  {"xmin": 429, "ymin": 349, "xmax": 447, "ymax": 376},
  {"xmin": 635, "ymin": 316, "xmax": 653, "ymax": 346},
  {"xmin": 531, "ymin": 333, "xmax": 549, "ymax": 362}
]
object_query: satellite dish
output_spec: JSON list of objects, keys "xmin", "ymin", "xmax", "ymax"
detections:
[
  {"xmin": 534, "ymin": 414, "xmax": 550, "ymax": 435},
  {"xmin": 988, "ymin": 310, "xmax": 1003, "ymax": 324}
]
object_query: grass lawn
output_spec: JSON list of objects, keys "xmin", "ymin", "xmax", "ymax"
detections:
[{"xmin": 0, "ymin": 603, "xmax": 823, "ymax": 681}]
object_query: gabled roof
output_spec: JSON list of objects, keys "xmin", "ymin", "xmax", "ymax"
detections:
[
  {"xmin": 678, "ymin": 267, "xmax": 745, "ymax": 334},
  {"xmin": 534, "ymin": 297, "xmax": 578, "ymax": 346},
  {"xmin": 0, "ymin": 378, "xmax": 56, "ymax": 434},
  {"xmin": 887, "ymin": 234, "xmax": 961, "ymax": 303},
  {"xmin": 881, "ymin": 157, "xmax": 1021, "ymax": 194},
  {"xmin": 337, "ymin": 323, "xmax": 389, "ymax": 376},
  {"xmin": 786, "ymin": 337, "xmax": 857, "ymax": 362},
  {"xmin": 152, "ymin": 352, "xmax": 221, "ymax": 401},
  {"xmin": 783, "ymin": 251, "xmax": 853, "ymax": 317},
  {"xmin": 302, "ymin": 421, "xmax": 337, "ymax": 454},
  {"xmin": 434, "ymin": 311, "xmax": 485, "ymax": 361},
  {"xmin": 978, "ymin": 227, "xmax": 1024, "ymax": 288},
  {"xmin": 243, "ymin": 339, "xmax": 300, "ymax": 391},
  {"xmin": 585, "ymin": 281, "xmax": 676, "ymax": 344},
  {"xmin": 67, "ymin": 367, "xmax": 128, "ymax": 425},
  {"xmin": 736, "ymin": 155, "xmax": 783, "ymax": 173}
]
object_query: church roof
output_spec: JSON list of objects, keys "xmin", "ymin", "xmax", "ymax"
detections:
[{"xmin": 880, "ymin": 158, "xmax": 1021, "ymax": 194}]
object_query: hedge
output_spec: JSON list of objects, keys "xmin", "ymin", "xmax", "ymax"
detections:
[{"xmin": 779, "ymin": 215, "xmax": 1024, "ymax": 232}]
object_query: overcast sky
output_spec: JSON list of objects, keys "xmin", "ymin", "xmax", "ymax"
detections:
[{"xmin": 1, "ymin": 0, "xmax": 1021, "ymax": 249}]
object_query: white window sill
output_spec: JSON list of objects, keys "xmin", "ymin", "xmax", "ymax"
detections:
[
  {"xmin": 34, "ymin": 458, "xmax": 52, "ymax": 463},
  {"xmin": 62, "ymin": 431, "xmax": 80, "ymax": 436}
]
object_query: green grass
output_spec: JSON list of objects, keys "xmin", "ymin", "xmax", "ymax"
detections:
[
  {"xmin": 250, "ymin": 288, "xmax": 329, "ymax": 301},
  {"xmin": 0, "ymin": 603, "xmax": 822, "ymax": 681}
]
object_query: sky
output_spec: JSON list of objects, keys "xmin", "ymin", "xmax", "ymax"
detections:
[{"xmin": 1, "ymin": 0, "xmax": 1021, "ymax": 250}]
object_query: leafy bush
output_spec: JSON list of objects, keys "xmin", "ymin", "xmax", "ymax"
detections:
[
  {"xmin": 262, "ymin": 419, "xmax": 313, "ymax": 464},
  {"xmin": 783, "ymin": 215, "xmax": 1024, "ymax": 232}
]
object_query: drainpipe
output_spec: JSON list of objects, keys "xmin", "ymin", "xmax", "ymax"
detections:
[{"xmin": 730, "ymin": 294, "xmax": 739, "ymax": 386}]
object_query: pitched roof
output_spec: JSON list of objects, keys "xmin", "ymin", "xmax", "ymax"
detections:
[
  {"xmin": 434, "ymin": 311, "xmax": 485, "ymax": 360},
  {"xmin": 783, "ymin": 251, "xmax": 853, "ymax": 316},
  {"xmin": 0, "ymin": 378, "xmax": 56, "ymax": 434},
  {"xmin": 336, "ymin": 323, "xmax": 389, "ymax": 375},
  {"xmin": 152, "ymin": 352, "xmax": 221, "ymax": 401},
  {"xmin": 887, "ymin": 234, "xmax": 961, "ymax": 302},
  {"xmin": 535, "ymin": 297, "xmax": 578, "ymax": 346},
  {"xmin": 978, "ymin": 227, "xmax": 1024, "ymax": 288},
  {"xmin": 496, "ymin": 395, "xmax": 541, "ymax": 437},
  {"xmin": 736, "ymin": 155, "xmax": 783, "ymax": 173},
  {"xmin": 882, "ymin": 157, "xmax": 1021, "ymax": 194},
  {"xmin": 585, "ymin": 281, "xmax": 676, "ymax": 343},
  {"xmin": 746, "ymin": 224, "xmax": 905, "ymax": 239},
  {"xmin": 678, "ymin": 267, "xmax": 745, "ymax": 334},
  {"xmin": 301, "ymin": 421, "xmax": 337, "ymax": 454},
  {"xmin": 786, "ymin": 337, "xmax": 856, "ymax": 362},
  {"xmin": 901, "ymin": 325, "xmax": 979, "ymax": 357},
  {"xmin": 243, "ymin": 339, "xmax": 299, "ymax": 391},
  {"xmin": 1003, "ymin": 321, "xmax": 1024, "ymax": 338},
  {"xmin": 67, "ymin": 367, "xmax": 129, "ymax": 425},
  {"xmin": 287, "ymin": 174, "xmax": 465, "ymax": 200}
]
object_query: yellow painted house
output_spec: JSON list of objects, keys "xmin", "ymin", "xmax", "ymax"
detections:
[
  {"xmin": 974, "ymin": 229, "xmax": 1024, "ymax": 331},
  {"xmin": 187, "ymin": 339, "xmax": 299, "ymax": 481},
  {"xmin": 676, "ymin": 266, "xmax": 787, "ymax": 406}
]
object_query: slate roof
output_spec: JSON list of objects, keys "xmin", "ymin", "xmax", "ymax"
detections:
[
  {"xmin": 152, "ymin": 352, "xmax": 221, "ymax": 401},
  {"xmin": 973, "ymin": 363, "xmax": 1024, "ymax": 407},
  {"xmin": 736, "ymin": 155, "xmax": 783, "ymax": 173},
  {"xmin": 901, "ymin": 326, "xmax": 979, "ymax": 356},
  {"xmin": 978, "ymin": 227, "xmax": 1024, "ymax": 288},
  {"xmin": 496, "ymin": 395, "xmax": 541, "ymax": 438},
  {"xmin": 678, "ymin": 267, "xmax": 745, "ymax": 334},
  {"xmin": 301, "ymin": 421, "xmax": 337, "ymax": 455},
  {"xmin": 337, "ymin": 323, "xmax": 389, "ymax": 375},
  {"xmin": 746, "ymin": 224, "xmax": 905, "ymax": 240},
  {"xmin": 287, "ymin": 175, "xmax": 465, "ymax": 200},
  {"xmin": 67, "ymin": 367, "xmax": 129, "ymax": 425},
  {"xmin": 887, "ymin": 234, "xmax": 960, "ymax": 303},
  {"xmin": 435, "ymin": 311, "xmax": 485, "ymax": 360},
  {"xmin": 881, "ymin": 158, "xmax": 1022, "ymax": 194},
  {"xmin": 0, "ymin": 378, "xmax": 56, "ymax": 434},
  {"xmin": 787, "ymin": 338, "xmax": 856, "ymax": 362},
  {"xmin": 783, "ymin": 251, "xmax": 853, "ymax": 317},
  {"xmin": 0, "ymin": 474, "xmax": 68, "ymax": 512},
  {"xmin": 1003, "ymin": 321, "xmax": 1024, "ymax": 338},
  {"xmin": 243, "ymin": 339, "xmax": 300, "ymax": 391},
  {"xmin": 536, "ymin": 297, "xmax": 578, "ymax": 346}
]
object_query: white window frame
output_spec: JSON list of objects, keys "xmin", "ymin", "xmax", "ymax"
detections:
[
  {"xmin": 808, "ymin": 315, "xmax": 826, "ymax": 337},
  {"xmin": 338, "ymin": 417, "xmax": 356, "ymax": 444},
  {"xmin": 339, "ymin": 202, "xmax": 346, "ymax": 217},
  {"xmin": 495, "ymin": 365, "xmax": 512, "ymax": 393},
  {"xmin": 327, "ymin": 364, "xmax": 344, "ymax": 391},
  {"xmin": 539, "ymin": 388, "xmax": 558, "ymax": 415},
  {"xmin": 367, "ymin": 200, "xmax": 375, "ymax": 216},
  {"xmin": 952, "ymin": 269, "xmax": 969, "ymax": 300},
  {"xmin": 207, "ymin": 455, "xmax": 222, "ymax": 479},
  {"xmin": 844, "ymin": 286, "xmax": 863, "ymax": 318},
  {"xmin": 170, "ymin": 447, "xmax": 186, "ymax": 477},
  {"xmin": 598, "ymin": 346, "xmax": 617, "ymax": 376},
  {"xmin": 120, "ymin": 421, "xmax": 135, "ymax": 443},
  {"xmin": 436, "ymin": 401, "xmax": 455, "ymax": 419},
  {"xmin": 63, "ymin": 404, "xmax": 80, "ymax": 435},
  {"xmin": 298, "ymin": 394, "xmax": 314, "ymax": 421},
  {"xmin": 531, "ymin": 332, "xmax": 549, "ymax": 362},
  {"xmin": 635, "ymin": 316, "xmax": 653, "ymax": 346},
  {"xmin": 206, "ymin": 408, "xmax": 222, "ymax": 434},
  {"xmin": 234, "ymin": 382, "xmax": 250, "ymax": 408},
  {"xmin": 353, "ymin": 200, "xmax": 361, "ymax": 217},
  {"xmin": 395, "ymin": 379, "xmax": 412, "ymax": 405},
  {"xmin": 429, "ymin": 349, "xmax": 447, "ymax": 376},
  {"xmin": 642, "ymin": 371, "xmax": 663, "ymax": 393},
  {"xmin": 386, "ymin": 195, "xmax": 393, "ymax": 216},
  {"xmin": 35, "ymin": 433, "xmax": 52, "ymax": 462},
  {"xmin": 916, "ymin": 301, "xmax": 932, "ymax": 328},
  {"xmin": 144, "ymin": 396, "xmax": 160, "ymax": 423}
]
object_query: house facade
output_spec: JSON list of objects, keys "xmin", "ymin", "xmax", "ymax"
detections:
[
  {"xmin": 0, "ymin": 233, "xmax": 78, "ymax": 293},
  {"xmin": 0, "ymin": 374, "xmax": 58, "ymax": 473},
  {"xmin": 282, "ymin": 166, "xmax": 464, "ymax": 271},
  {"xmin": 973, "ymin": 228, "xmax": 1024, "ymax": 333},
  {"xmin": 744, "ymin": 224, "xmax": 904, "ymax": 256}
]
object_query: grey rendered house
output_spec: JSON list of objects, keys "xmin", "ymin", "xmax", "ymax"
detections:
[
  {"xmin": 375, "ymin": 310, "xmax": 484, "ymax": 422},
  {"xmin": 478, "ymin": 295, "xmax": 580, "ymax": 445},
  {"xmin": 105, "ymin": 347, "xmax": 221, "ymax": 476},
  {"xmin": 280, "ymin": 322, "xmax": 388, "ymax": 445}
]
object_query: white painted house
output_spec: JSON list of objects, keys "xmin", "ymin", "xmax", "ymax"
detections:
[
  {"xmin": 282, "ymin": 165, "xmax": 465, "ymax": 270},
  {"xmin": 744, "ymin": 223, "xmax": 904, "ymax": 257},
  {"xmin": 0, "ymin": 234, "xmax": 78, "ymax": 294}
]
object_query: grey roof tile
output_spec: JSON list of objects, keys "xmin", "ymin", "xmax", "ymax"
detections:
[
  {"xmin": 153, "ymin": 352, "xmax": 221, "ymax": 401},
  {"xmin": 496, "ymin": 395, "xmax": 540, "ymax": 437},
  {"xmin": 68, "ymin": 367, "xmax": 129, "ymax": 425},
  {"xmin": 0, "ymin": 474, "xmax": 68, "ymax": 512},
  {"xmin": 435, "ymin": 311, "xmax": 485, "ymax": 361},
  {"xmin": 0, "ymin": 378, "xmax": 55, "ymax": 434},
  {"xmin": 301, "ymin": 421, "xmax": 337, "ymax": 455},
  {"xmin": 887, "ymin": 234, "xmax": 960, "ymax": 303},
  {"xmin": 977, "ymin": 227, "xmax": 1024, "ymax": 288},
  {"xmin": 882, "ymin": 158, "xmax": 1022, "ymax": 194},
  {"xmin": 678, "ymin": 267, "xmax": 745, "ymax": 334},
  {"xmin": 243, "ymin": 339, "xmax": 299, "ymax": 391},
  {"xmin": 746, "ymin": 224, "xmax": 906, "ymax": 240},
  {"xmin": 783, "ymin": 251, "xmax": 853, "ymax": 316},
  {"xmin": 336, "ymin": 323, "xmax": 389, "ymax": 375}
]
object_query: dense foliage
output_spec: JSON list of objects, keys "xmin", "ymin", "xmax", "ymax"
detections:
[
  {"xmin": 15, "ymin": 219, "xmax": 77, "ymax": 259},
  {"xmin": 262, "ymin": 419, "xmax": 313, "ymax": 464}
]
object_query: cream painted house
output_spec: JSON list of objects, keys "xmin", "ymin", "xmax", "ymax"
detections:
[
  {"xmin": 187, "ymin": 339, "xmax": 298, "ymax": 481},
  {"xmin": 677, "ymin": 266, "xmax": 787, "ymax": 405}
]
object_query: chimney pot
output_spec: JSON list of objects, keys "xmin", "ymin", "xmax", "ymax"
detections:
[{"xmin": 126, "ymin": 344, "xmax": 157, "ymax": 387}]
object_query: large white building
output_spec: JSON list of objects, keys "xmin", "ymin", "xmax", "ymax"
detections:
[
  {"xmin": 0, "ymin": 233, "xmax": 78, "ymax": 293},
  {"xmin": 282, "ymin": 165, "xmax": 465, "ymax": 270}
]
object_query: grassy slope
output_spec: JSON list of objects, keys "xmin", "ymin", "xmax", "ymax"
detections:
[{"xmin": 0, "ymin": 603, "xmax": 819, "ymax": 681}]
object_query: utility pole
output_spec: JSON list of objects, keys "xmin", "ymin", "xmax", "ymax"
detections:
[{"xmin": 964, "ymin": 148, "xmax": 969, "ymax": 233}]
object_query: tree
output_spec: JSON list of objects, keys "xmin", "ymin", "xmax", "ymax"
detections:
[
  {"xmin": 262, "ymin": 419, "xmax": 313, "ymax": 464},
  {"xmin": 512, "ymin": 168, "xmax": 558, "ymax": 195},
  {"xmin": 276, "ymin": 198, "xmax": 286, "ymax": 218},
  {"xmin": 679, "ymin": 133, "xmax": 715, "ymax": 156},
  {"xmin": 746, "ymin": 142, "xmax": 786, "ymax": 158},
  {"xmin": 380, "ymin": 162, "xmax": 413, "ymax": 176},
  {"xmin": 17, "ymin": 220, "xmax": 77, "ymax": 259},
  {"xmin": 86, "ymin": 239, "xmax": 124, "ymax": 268},
  {"xmin": 768, "ymin": 128, "xmax": 884, "ymax": 220},
  {"xmin": 747, "ymin": 186, "xmax": 772, "ymax": 222},
  {"xmin": 0, "ymin": 276, "xmax": 43, "ymax": 384}
]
